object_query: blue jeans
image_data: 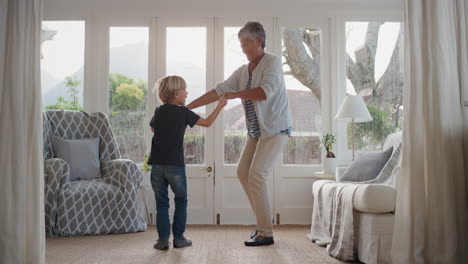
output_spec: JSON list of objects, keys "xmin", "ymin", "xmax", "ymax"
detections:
[{"xmin": 150, "ymin": 165, "xmax": 188, "ymax": 240}]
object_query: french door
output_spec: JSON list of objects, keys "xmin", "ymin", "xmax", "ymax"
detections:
[
  {"xmin": 115, "ymin": 17, "xmax": 330, "ymax": 225},
  {"xmin": 155, "ymin": 18, "xmax": 216, "ymax": 224},
  {"xmin": 213, "ymin": 18, "xmax": 275, "ymax": 224}
]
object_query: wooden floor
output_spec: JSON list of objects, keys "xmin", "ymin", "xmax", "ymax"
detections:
[{"xmin": 46, "ymin": 225, "xmax": 351, "ymax": 264}]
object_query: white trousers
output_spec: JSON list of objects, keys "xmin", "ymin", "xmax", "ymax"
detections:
[{"xmin": 237, "ymin": 134, "xmax": 289, "ymax": 237}]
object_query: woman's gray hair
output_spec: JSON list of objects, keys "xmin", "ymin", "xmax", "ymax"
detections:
[{"xmin": 238, "ymin": 22, "xmax": 266, "ymax": 49}]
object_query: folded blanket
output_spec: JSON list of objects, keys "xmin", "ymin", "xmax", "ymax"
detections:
[{"xmin": 307, "ymin": 182, "xmax": 360, "ymax": 261}]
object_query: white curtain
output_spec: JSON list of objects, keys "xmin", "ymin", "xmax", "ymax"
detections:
[
  {"xmin": 392, "ymin": 0, "xmax": 468, "ymax": 263},
  {"xmin": 0, "ymin": 0, "xmax": 45, "ymax": 263}
]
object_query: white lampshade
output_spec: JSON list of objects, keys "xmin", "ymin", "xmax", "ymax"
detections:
[{"xmin": 335, "ymin": 94, "xmax": 373, "ymax": 122}]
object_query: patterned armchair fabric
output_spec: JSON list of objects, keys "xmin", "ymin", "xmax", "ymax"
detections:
[{"xmin": 43, "ymin": 110, "xmax": 147, "ymax": 236}]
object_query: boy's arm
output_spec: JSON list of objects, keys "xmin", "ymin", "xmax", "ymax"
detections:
[{"xmin": 196, "ymin": 95, "xmax": 228, "ymax": 127}]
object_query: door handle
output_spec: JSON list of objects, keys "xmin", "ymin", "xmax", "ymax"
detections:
[{"xmin": 200, "ymin": 166, "xmax": 213, "ymax": 173}]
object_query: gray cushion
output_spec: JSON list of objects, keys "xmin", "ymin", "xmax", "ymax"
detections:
[
  {"xmin": 339, "ymin": 147, "xmax": 393, "ymax": 182},
  {"xmin": 51, "ymin": 136, "xmax": 101, "ymax": 181}
]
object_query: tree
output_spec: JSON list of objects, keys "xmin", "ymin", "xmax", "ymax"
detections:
[
  {"xmin": 109, "ymin": 73, "xmax": 148, "ymax": 111},
  {"xmin": 351, "ymin": 104, "xmax": 396, "ymax": 150},
  {"xmin": 45, "ymin": 75, "xmax": 83, "ymax": 110},
  {"xmin": 135, "ymin": 78, "xmax": 148, "ymax": 111},
  {"xmin": 109, "ymin": 73, "xmax": 136, "ymax": 106},
  {"xmin": 282, "ymin": 23, "xmax": 403, "ymax": 147},
  {"xmin": 112, "ymin": 83, "xmax": 144, "ymax": 111}
]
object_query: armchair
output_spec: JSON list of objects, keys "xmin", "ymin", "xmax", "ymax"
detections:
[
  {"xmin": 43, "ymin": 110, "xmax": 147, "ymax": 236},
  {"xmin": 309, "ymin": 132, "xmax": 402, "ymax": 263}
]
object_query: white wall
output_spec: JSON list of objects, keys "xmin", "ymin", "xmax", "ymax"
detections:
[{"xmin": 44, "ymin": 0, "xmax": 402, "ymax": 17}]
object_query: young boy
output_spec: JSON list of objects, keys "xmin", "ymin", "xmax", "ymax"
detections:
[{"xmin": 148, "ymin": 75, "xmax": 227, "ymax": 250}]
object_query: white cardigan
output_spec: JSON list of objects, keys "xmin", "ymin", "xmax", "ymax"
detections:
[{"xmin": 214, "ymin": 53, "xmax": 292, "ymax": 138}]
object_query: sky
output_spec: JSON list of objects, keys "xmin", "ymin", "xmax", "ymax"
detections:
[
  {"xmin": 41, "ymin": 21, "xmax": 401, "ymax": 104},
  {"xmin": 41, "ymin": 21, "xmax": 85, "ymax": 82}
]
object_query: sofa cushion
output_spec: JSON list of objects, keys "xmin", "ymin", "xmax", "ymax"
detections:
[
  {"xmin": 312, "ymin": 180, "xmax": 396, "ymax": 213},
  {"xmin": 339, "ymin": 147, "xmax": 393, "ymax": 182},
  {"xmin": 353, "ymin": 184, "xmax": 396, "ymax": 213},
  {"xmin": 51, "ymin": 136, "xmax": 101, "ymax": 181}
]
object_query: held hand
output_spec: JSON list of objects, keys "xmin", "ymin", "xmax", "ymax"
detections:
[
  {"xmin": 218, "ymin": 94, "xmax": 228, "ymax": 108},
  {"xmin": 223, "ymin": 92, "xmax": 238, "ymax": 100}
]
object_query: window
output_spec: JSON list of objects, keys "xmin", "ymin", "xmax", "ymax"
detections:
[
  {"xmin": 41, "ymin": 21, "xmax": 85, "ymax": 110},
  {"xmin": 345, "ymin": 22, "xmax": 403, "ymax": 150},
  {"xmin": 223, "ymin": 27, "xmax": 248, "ymax": 164},
  {"xmin": 166, "ymin": 27, "xmax": 207, "ymax": 165},
  {"xmin": 108, "ymin": 27, "xmax": 149, "ymax": 163},
  {"xmin": 281, "ymin": 27, "xmax": 322, "ymax": 165}
]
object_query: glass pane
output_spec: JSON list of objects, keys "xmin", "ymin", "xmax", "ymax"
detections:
[
  {"xmin": 224, "ymin": 27, "xmax": 248, "ymax": 164},
  {"xmin": 166, "ymin": 27, "xmax": 206, "ymax": 165},
  {"xmin": 108, "ymin": 27, "xmax": 149, "ymax": 163},
  {"xmin": 281, "ymin": 27, "xmax": 322, "ymax": 165},
  {"xmin": 345, "ymin": 22, "xmax": 403, "ymax": 150},
  {"xmin": 41, "ymin": 21, "xmax": 85, "ymax": 110}
]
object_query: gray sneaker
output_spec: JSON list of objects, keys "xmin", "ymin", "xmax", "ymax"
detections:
[
  {"xmin": 154, "ymin": 239, "xmax": 170, "ymax": 250},
  {"xmin": 173, "ymin": 237, "xmax": 192, "ymax": 248}
]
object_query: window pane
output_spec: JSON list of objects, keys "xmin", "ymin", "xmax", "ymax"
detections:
[
  {"xmin": 281, "ymin": 27, "xmax": 322, "ymax": 165},
  {"xmin": 166, "ymin": 27, "xmax": 206, "ymax": 165},
  {"xmin": 41, "ymin": 21, "xmax": 85, "ymax": 110},
  {"xmin": 345, "ymin": 22, "xmax": 403, "ymax": 150},
  {"xmin": 224, "ymin": 27, "xmax": 248, "ymax": 164},
  {"xmin": 108, "ymin": 27, "xmax": 149, "ymax": 163}
]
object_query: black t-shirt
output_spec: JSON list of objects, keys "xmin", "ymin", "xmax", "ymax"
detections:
[{"xmin": 148, "ymin": 104, "xmax": 200, "ymax": 167}]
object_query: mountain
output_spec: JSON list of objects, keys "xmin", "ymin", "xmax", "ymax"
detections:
[
  {"xmin": 109, "ymin": 41, "xmax": 148, "ymax": 81},
  {"xmin": 42, "ymin": 67, "xmax": 83, "ymax": 106},
  {"xmin": 43, "ymin": 41, "xmax": 149, "ymax": 106},
  {"xmin": 42, "ymin": 41, "xmax": 209, "ymax": 107}
]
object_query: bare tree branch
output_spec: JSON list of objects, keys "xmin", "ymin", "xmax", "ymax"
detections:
[
  {"xmin": 374, "ymin": 30, "xmax": 403, "ymax": 107},
  {"xmin": 348, "ymin": 22, "xmax": 382, "ymax": 94},
  {"xmin": 282, "ymin": 28, "xmax": 321, "ymax": 102},
  {"xmin": 346, "ymin": 54, "xmax": 363, "ymax": 91}
]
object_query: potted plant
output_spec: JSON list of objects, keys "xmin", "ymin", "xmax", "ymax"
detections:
[
  {"xmin": 321, "ymin": 133, "xmax": 336, "ymax": 174},
  {"xmin": 142, "ymin": 154, "xmax": 151, "ymax": 172}
]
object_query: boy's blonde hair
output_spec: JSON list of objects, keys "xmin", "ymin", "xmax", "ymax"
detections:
[{"xmin": 153, "ymin": 75, "xmax": 187, "ymax": 104}]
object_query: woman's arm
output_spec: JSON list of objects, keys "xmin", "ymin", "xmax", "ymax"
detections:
[
  {"xmin": 223, "ymin": 87, "xmax": 267, "ymax": 101},
  {"xmin": 186, "ymin": 90, "xmax": 219, "ymax": 109}
]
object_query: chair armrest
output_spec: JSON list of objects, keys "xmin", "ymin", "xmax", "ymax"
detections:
[
  {"xmin": 44, "ymin": 158, "xmax": 70, "ymax": 191},
  {"xmin": 44, "ymin": 158, "xmax": 70, "ymax": 236},
  {"xmin": 353, "ymin": 184, "xmax": 396, "ymax": 213},
  {"xmin": 335, "ymin": 166, "xmax": 349, "ymax": 182},
  {"xmin": 101, "ymin": 159, "xmax": 143, "ymax": 191}
]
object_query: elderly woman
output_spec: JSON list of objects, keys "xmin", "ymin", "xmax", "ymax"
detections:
[{"xmin": 187, "ymin": 21, "xmax": 291, "ymax": 246}]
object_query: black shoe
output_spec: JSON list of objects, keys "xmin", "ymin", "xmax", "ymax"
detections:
[
  {"xmin": 173, "ymin": 237, "xmax": 192, "ymax": 248},
  {"xmin": 154, "ymin": 239, "xmax": 170, "ymax": 250},
  {"xmin": 244, "ymin": 236, "xmax": 274, "ymax": 246},
  {"xmin": 250, "ymin": 230, "xmax": 258, "ymax": 239}
]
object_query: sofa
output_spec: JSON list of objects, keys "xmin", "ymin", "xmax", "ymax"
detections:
[
  {"xmin": 43, "ymin": 110, "xmax": 147, "ymax": 236},
  {"xmin": 310, "ymin": 132, "xmax": 402, "ymax": 263}
]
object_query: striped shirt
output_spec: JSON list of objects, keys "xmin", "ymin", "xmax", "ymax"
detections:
[
  {"xmin": 245, "ymin": 72, "xmax": 261, "ymax": 138},
  {"xmin": 244, "ymin": 72, "xmax": 291, "ymax": 138}
]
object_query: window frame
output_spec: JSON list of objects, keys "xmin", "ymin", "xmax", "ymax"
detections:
[
  {"xmin": 40, "ymin": 19, "xmax": 87, "ymax": 111},
  {"xmin": 104, "ymin": 18, "xmax": 151, "ymax": 164},
  {"xmin": 273, "ymin": 15, "xmax": 332, "ymax": 175},
  {"xmin": 336, "ymin": 13, "xmax": 403, "ymax": 164}
]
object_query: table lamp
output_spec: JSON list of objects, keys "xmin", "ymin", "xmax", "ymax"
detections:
[{"xmin": 335, "ymin": 94, "xmax": 373, "ymax": 160}]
